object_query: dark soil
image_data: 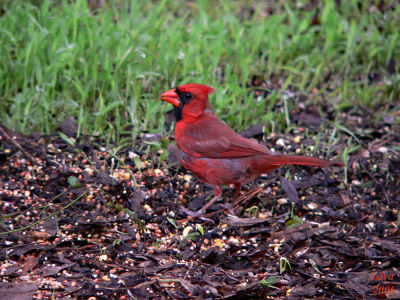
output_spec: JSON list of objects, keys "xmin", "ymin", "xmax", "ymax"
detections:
[{"xmin": 1, "ymin": 101, "xmax": 399, "ymax": 299}]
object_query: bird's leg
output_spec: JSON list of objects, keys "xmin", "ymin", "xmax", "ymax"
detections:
[
  {"xmin": 233, "ymin": 183, "xmax": 242, "ymax": 202},
  {"xmin": 197, "ymin": 185, "xmax": 222, "ymax": 214},
  {"xmin": 181, "ymin": 186, "xmax": 222, "ymax": 218},
  {"xmin": 225, "ymin": 183, "xmax": 242, "ymax": 216},
  {"xmin": 222, "ymin": 183, "xmax": 241, "ymax": 214}
]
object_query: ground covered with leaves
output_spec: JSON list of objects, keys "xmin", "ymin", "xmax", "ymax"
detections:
[{"xmin": 1, "ymin": 97, "xmax": 399, "ymax": 299}]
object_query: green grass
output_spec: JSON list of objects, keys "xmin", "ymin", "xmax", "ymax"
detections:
[{"xmin": 0, "ymin": 0, "xmax": 399, "ymax": 143}]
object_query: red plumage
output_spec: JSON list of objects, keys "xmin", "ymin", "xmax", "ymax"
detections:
[{"xmin": 161, "ymin": 83, "xmax": 343, "ymax": 215}]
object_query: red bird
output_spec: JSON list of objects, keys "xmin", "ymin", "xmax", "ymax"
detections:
[{"xmin": 161, "ymin": 83, "xmax": 343, "ymax": 216}]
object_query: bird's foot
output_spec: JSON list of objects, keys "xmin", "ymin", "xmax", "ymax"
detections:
[
  {"xmin": 222, "ymin": 203, "xmax": 237, "ymax": 216},
  {"xmin": 179, "ymin": 206, "xmax": 214, "ymax": 223},
  {"xmin": 180, "ymin": 206, "xmax": 204, "ymax": 217}
]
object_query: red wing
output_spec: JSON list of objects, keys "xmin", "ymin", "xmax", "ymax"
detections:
[{"xmin": 178, "ymin": 112, "xmax": 272, "ymax": 159}]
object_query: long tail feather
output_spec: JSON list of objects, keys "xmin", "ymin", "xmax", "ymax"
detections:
[
  {"xmin": 269, "ymin": 155, "xmax": 344, "ymax": 167},
  {"xmin": 252, "ymin": 154, "xmax": 344, "ymax": 174}
]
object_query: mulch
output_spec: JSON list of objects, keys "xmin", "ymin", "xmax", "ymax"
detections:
[{"xmin": 0, "ymin": 110, "xmax": 399, "ymax": 299}]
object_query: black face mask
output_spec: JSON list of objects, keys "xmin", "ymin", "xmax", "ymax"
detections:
[{"xmin": 174, "ymin": 89, "xmax": 193, "ymax": 121}]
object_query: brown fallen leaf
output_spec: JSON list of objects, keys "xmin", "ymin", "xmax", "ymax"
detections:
[
  {"xmin": 29, "ymin": 231, "xmax": 51, "ymax": 240},
  {"xmin": 0, "ymin": 282, "xmax": 37, "ymax": 300},
  {"xmin": 221, "ymin": 215, "xmax": 270, "ymax": 227}
]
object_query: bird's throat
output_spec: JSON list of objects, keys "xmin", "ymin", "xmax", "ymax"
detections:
[{"xmin": 174, "ymin": 104, "xmax": 184, "ymax": 122}]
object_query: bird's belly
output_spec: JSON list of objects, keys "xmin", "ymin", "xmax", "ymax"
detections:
[{"xmin": 178, "ymin": 150, "xmax": 258, "ymax": 186}]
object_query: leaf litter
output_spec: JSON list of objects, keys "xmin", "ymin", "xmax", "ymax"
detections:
[{"xmin": 0, "ymin": 90, "xmax": 399, "ymax": 299}]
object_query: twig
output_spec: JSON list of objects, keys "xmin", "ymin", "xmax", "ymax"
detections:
[
  {"xmin": 0, "ymin": 125, "xmax": 37, "ymax": 164},
  {"xmin": 0, "ymin": 189, "xmax": 89, "ymax": 235},
  {"xmin": 176, "ymin": 186, "xmax": 267, "ymax": 223},
  {"xmin": 233, "ymin": 186, "xmax": 265, "ymax": 208}
]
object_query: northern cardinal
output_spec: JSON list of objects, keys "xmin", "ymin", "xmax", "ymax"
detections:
[{"xmin": 161, "ymin": 83, "xmax": 343, "ymax": 216}]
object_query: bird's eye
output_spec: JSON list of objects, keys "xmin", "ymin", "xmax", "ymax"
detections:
[{"xmin": 181, "ymin": 92, "xmax": 193, "ymax": 102}]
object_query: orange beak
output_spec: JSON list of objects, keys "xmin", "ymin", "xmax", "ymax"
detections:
[{"xmin": 160, "ymin": 89, "xmax": 180, "ymax": 107}]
